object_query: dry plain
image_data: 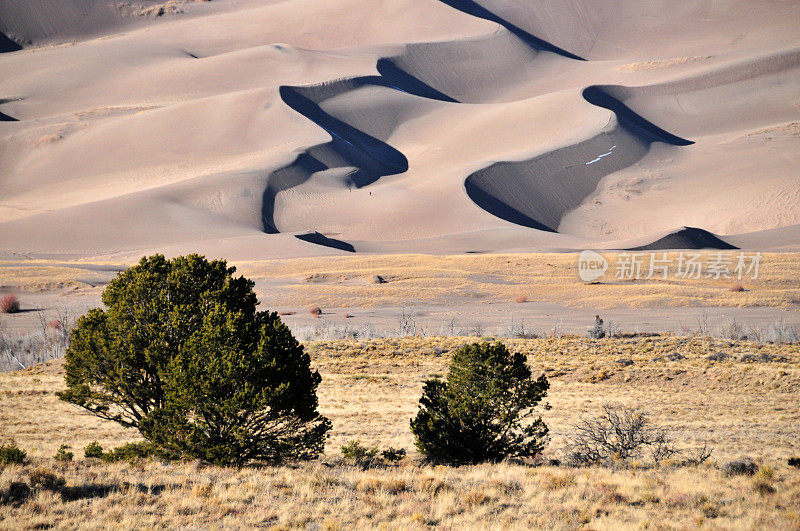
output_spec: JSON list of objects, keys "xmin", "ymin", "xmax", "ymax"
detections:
[{"xmin": 1, "ymin": 335, "xmax": 800, "ymax": 528}]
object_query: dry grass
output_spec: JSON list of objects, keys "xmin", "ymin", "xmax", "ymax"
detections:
[
  {"xmin": 238, "ymin": 252, "xmax": 800, "ymax": 309},
  {"xmin": 0, "ymin": 263, "xmax": 115, "ymax": 292},
  {"xmin": 2, "ymin": 460, "xmax": 799, "ymax": 529},
  {"xmin": 1, "ymin": 335, "xmax": 799, "ymax": 527},
  {"xmin": 2, "ymin": 252, "xmax": 799, "ymax": 309}
]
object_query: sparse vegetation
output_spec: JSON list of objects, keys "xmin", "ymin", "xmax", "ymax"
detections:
[
  {"xmin": 411, "ymin": 342, "xmax": 549, "ymax": 465},
  {"xmin": 1, "ymin": 334, "xmax": 799, "ymax": 527},
  {"xmin": 565, "ymin": 405, "xmax": 681, "ymax": 466},
  {"xmin": 3, "ymin": 253, "xmax": 800, "ymax": 311},
  {"xmin": 58, "ymin": 254, "xmax": 331, "ymax": 466},
  {"xmin": 0, "ymin": 305, "xmax": 74, "ymax": 371}
]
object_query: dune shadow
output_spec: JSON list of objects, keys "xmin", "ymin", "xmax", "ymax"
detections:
[
  {"xmin": 295, "ymin": 232, "xmax": 356, "ymax": 253},
  {"xmin": 582, "ymin": 86, "xmax": 694, "ymax": 146},
  {"xmin": 279, "ymin": 86, "xmax": 409, "ymax": 186},
  {"xmin": 627, "ymin": 227, "xmax": 738, "ymax": 251},
  {"xmin": 262, "ymin": 73, "xmax": 418, "ymax": 233},
  {"xmin": 0, "ymin": 98, "xmax": 20, "ymax": 121},
  {"xmin": 261, "ymin": 154, "xmax": 327, "ymax": 234},
  {"xmin": 374, "ymin": 59, "xmax": 459, "ymax": 102},
  {"xmin": 436, "ymin": 0, "xmax": 584, "ymax": 60},
  {"xmin": 464, "ymin": 179, "xmax": 556, "ymax": 232},
  {"xmin": 465, "ymin": 85, "xmax": 696, "ymax": 232},
  {"xmin": 0, "ymin": 32, "xmax": 21, "ymax": 53},
  {"xmin": 464, "ymin": 128, "xmax": 649, "ymax": 232}
]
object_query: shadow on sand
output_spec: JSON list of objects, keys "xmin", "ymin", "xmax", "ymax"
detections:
[
  {"xmin": 582, "ymin": 86, "xmax": 694, "ymax": 146},
  {"xmin": 436, "ymin": 0, "xmax": 584, "ymax": 60},
  {"xmin": 464, "ymin": 86, "xmax": 695, "ymax": 232},
  {"xmin": 261, "ymin": 72, "xmax": 421, "ymax": 234},
  {"xmin": 295, "ymin": 232, "xmax": 356, "ymax": 253},
  {"xmin": 0, "ymin": 32, "xmax": 21, "ymax": 53}
]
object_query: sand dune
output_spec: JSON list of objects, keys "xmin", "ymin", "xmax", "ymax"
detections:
[{"xmin": 1, "ymin": 0, "xmax": 799, "ymax": 259}]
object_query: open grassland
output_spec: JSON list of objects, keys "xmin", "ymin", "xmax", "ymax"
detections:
[
  {"xmin": 1, "ymin": 335, "xmax": 799, "ymax": 528},
  {"xmin": 2, "ymin": 459, "xmax": 799, "ymax": 529},
  {"xmin": 2, "ymin": 252, "xmax": 800, "ymax": 309}
]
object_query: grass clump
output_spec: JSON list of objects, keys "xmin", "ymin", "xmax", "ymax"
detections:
[{"xmin": 54, "ymin": 445, "xmax": 73, "ymax": 462}]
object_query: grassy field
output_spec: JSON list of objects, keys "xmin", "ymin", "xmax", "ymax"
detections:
[
  {"xmin": 1, "ymin": 335, "xmax": 799, "ymax": 528},
  {"xmin": 2, "ymin": 252, "xmax": 800, "ymax": 310}
]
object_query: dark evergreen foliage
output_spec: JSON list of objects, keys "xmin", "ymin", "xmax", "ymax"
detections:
[
  {"xmin": 410, "ymin": 342, "xmax": 549, "ymax": 465},
  {"xmin": 58, "ymin": 254, "xmax": 330, "ymax": 466}
]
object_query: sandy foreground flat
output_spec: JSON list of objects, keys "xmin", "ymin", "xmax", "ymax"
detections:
[{"xmin": 1, "ymin": 0, "xmax": 800, "ymax": 260}]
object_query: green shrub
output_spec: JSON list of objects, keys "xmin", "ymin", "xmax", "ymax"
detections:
[
  {"xmin": 84, "ymin": 441, "xmax": 104, "ymax": 459},
  {"xmin": 381, "ymin": 447, "xmax": 406, "ymax": 462},
  {"xmin": 58, "ymin": 254, "xmax": 331, "ymax": 467},
  {"xmin": 341, "ymin": 440, "xmax": 379, "ymax": 461},
  {"xmin": 410, "ymin": 342, "xmax": 549, "ymax": 465},
  {"xmin": 0, "ymin": 441, "xmax": 26, "ymax": 465},
  {"xmin": 101, "ymin": 441, "xmax": 156, "ymax": 463},
  {"xmin": 54, "ymin": 445, "xmax": 73, "ymax": 462}
]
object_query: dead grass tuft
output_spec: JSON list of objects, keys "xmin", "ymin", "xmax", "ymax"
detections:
[
  {"xmin": 355, "ymin": 477, "xmax": 407, "ymax": 494},
  {"xmin": 1, "ymin": 295, "xmax": 20, "ymax": 314}
]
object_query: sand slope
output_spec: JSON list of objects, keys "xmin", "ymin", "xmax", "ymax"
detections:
[{"xmin": 1, "ymin": 0, "xmax": 799, "ymax": 259}]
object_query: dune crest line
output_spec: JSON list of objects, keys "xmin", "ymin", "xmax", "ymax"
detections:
[{"xmin": 436, "ymin": 0, "xmax": 585, "ymax": 60}]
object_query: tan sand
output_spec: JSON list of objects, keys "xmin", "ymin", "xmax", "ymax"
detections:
[{"xmin": 1, "ymin": 0, "xmax": 799, "ymax": 259}]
